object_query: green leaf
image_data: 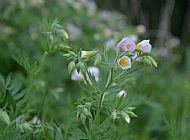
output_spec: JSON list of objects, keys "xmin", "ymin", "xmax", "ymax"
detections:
[
  {"xmin": 78, "ymin": 61, "xmax": 86, "ymax": 74},
  {"xmin": 83, "ymin": 108, "xmax": 92, "ymax": 118},
  {"xmin": 59, "ymin": 44, "xmax": 71, "ymax": 51},
  {"xmin": 0, "ymin": 74, "xmax": 5, "ymax": 85},
  {"xmin": 72, "ymin": 128, "xmax": 87, "ymax": 139},
  {"xmin": 0, "ymin": 110, "xmax": 11, "ymax": 125},
  {"xmin": 5, "ymin": 73, "xmax": 12, "ymax": 87},
  {"xmin": 19, "ymin": 122, "xmax": 32, "ymax": 132},
  {"xmin": 68, "ymin": 61, "xmax": 75, "ymax": 73},
  {"xmin": 99, "ymin": 117, "xmax": 111, "ymax": 132},
  {"xmin": 105, "ymin": 67, "xmax": 113, "ymax": 89},
  {"xmin": 127, "ymin": 111, "xmax": 138, "ymax": 117}
]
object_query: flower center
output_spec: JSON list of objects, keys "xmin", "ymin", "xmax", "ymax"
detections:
[
  {"xmin": 126, "ymin": 44, "xmax": 130, "ymax": 50},
  {"xmin": 136, "ymin": 45, "xmax": 142, "ymax": 51},
  {"xmin": 119, "ymin": 58, "xmax": 127, "ymax": 66}
]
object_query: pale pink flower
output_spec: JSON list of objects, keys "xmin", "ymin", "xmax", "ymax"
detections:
[
  {"xmin": 116, "ymin": 37, "xmax": 136, "ymax": 52},
  {"xmin": 117, "ymin": 56, "xmax": 132, "ymax": 70},
  {"xmin": 71, "ymin": 70, "xmax": 84, "ymax": 81},
  {"xmin": 136, "ymin": 40, "xmax": 152, "ymax": 53}
]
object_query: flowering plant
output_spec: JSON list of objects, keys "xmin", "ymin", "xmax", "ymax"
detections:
[
  {"xmin": 0, "ymin": 20, "xmax": 157, "ymax": 139},
  {"xmin": 41, "ymin": 20, "xmax": 157, "ymax": 139}
]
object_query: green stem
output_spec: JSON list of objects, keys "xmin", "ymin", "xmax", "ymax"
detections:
[
  {"xmin": 98, "ymin": 92, "xmax": 105, "ymax": 109},
  {"xmin": 83, "ymin": 122, "xmax": 92, "ymax": 140},
  {"xmin": 38, "ymin": 51, "xmax": 48, "ymax": 73},
  {"xmin": 113, "ymin": 70, "xmax": 126, "ymax": 81},
  {"xmin": 84, "ymin": 62, "xmax": 100, "ymax": 93}
]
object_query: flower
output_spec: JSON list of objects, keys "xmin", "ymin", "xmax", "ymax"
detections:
[
  {"xmin": 71, "ymin": 70, "xmax": 84, "ymax": 81},
  {"xmin": 81, "ymin": 51, "xmax": 97, "ymax": 60},
  {"xmin": 116, "ymin": 37, "xmax": 136, "ymax": 52},
  {"xmin": 86, "ymin": 66, "xmax": 100, "ymax": 83},
  {"xmin": 136, "ymin": 40, "xmax": 152, "ymax": 53},
  {"xmin": 117, "ymin": 90, "xmax": 127, "ymax": 98},
  {"xmin": 117, "ymin": 56, "xmax": 132, "ymax": 70}
]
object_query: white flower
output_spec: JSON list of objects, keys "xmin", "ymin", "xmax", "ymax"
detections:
[
  {"xmin": 81, "ymin": 51, "xmax": 97, "ymax": 60},
  {"xmin": 136, "ymin": 24, "xmax": 146, "ymax": 35},
  {"xmin": 116, "ymin": 37, "xmax": 136, "ymax": 52},
  {"xmin": 32, "ymin": 116, "xmax": 41, "ymax": 125},
  {"xmin": 136, "ymin": 40, "xmax": 152, "ymax": 53},
  {"xmin": 71, "ymin": 70, "xmax": 84, "ymax": 81},
  {"xmin": 117, "ymin": 90, "xmax": 127, "ymax": 98},
  {"xmin": 117, "ymin": 56, "xmax": 132, "ymax": 70},
  {"xmin": 86, "ymin": 66, "xmax": 100, "ymax": 83}
]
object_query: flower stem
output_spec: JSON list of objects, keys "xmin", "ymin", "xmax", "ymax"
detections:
[
  {"xmin": 84, "ymin": 62, "xmax": 100, "ymax": 93},
  {"xmin": 83, "ymin": 122, "xmax": 92, "ymax": 140}
]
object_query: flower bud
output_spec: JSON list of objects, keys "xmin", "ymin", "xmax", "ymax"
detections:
[
  {"xmin": 71, "ymin": 69, "xmax": 84, "ymax": 81},
  {"xmin": 136, "ymin": 40, "xmax": 152, "ymax": 53},
  {"xmin": 86, "ymin": 66, "xmax": 100, "ymax": 83},
  {"xmin": 117, "ymin": 90, "xmax": 127, "ymax": 98},
  {"xmin": 57, "ymin": 29, "xmax": 69, "ymax": 42},
  {"xmin": 81, "ymin": 51, "xmax": 97, "ymax": 60},
  {"xmin": 68, "ymin": 61, "xmax": 75, "ymax": 73},
  {"xmin": 142, "ymin": 56, "xmax": 157, "ymax": 67},
  {"xmin": 122, "ymin": 112, "xmax": 130, "ymax": 123}
]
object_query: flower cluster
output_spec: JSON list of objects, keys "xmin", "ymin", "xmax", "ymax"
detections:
[
  {"xmin": 71, "ymin": 36, "xmax": 156, "ymax": 83},
  {"xmin": 116, "ymin": 37, "xmax": 153, "ymax": 69},
  {"xmin": 50, "ymin": 28, "xmax": 157, "ymax": 125}
]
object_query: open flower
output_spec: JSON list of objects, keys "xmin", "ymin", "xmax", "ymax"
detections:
[
  {"xmin": 116, "ymin": 37, "xmax": 136, "ymax": 52},
  {"xmin": 136, "ymin": 40, "xmax": 151, "ymax": 53},
  {"xmin": 81, "ymin": 51, "xmax": 97, "ymax": 60},
  {"xmin": 71, "ymin": 70, "xmax": 84, "ymax": 81},
  {"xmin": 117, "ymin": 56, "xmax": 132, "ymax": 70},
  {"xmin": 86, "ymin": 66, "xmax": 100, "ymax": 83}
]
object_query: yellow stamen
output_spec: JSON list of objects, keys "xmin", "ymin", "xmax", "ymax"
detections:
[
  {"xmin": 126, "ymin": 44, "xmax": 130, "ymax": 50},
  {"xmin": 119, "ymin": 58, "xmax": 127, "ymax": 66},
  {"xmin": 136, "ymin": 45, "xmax": 142, "ymax": 51}
]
